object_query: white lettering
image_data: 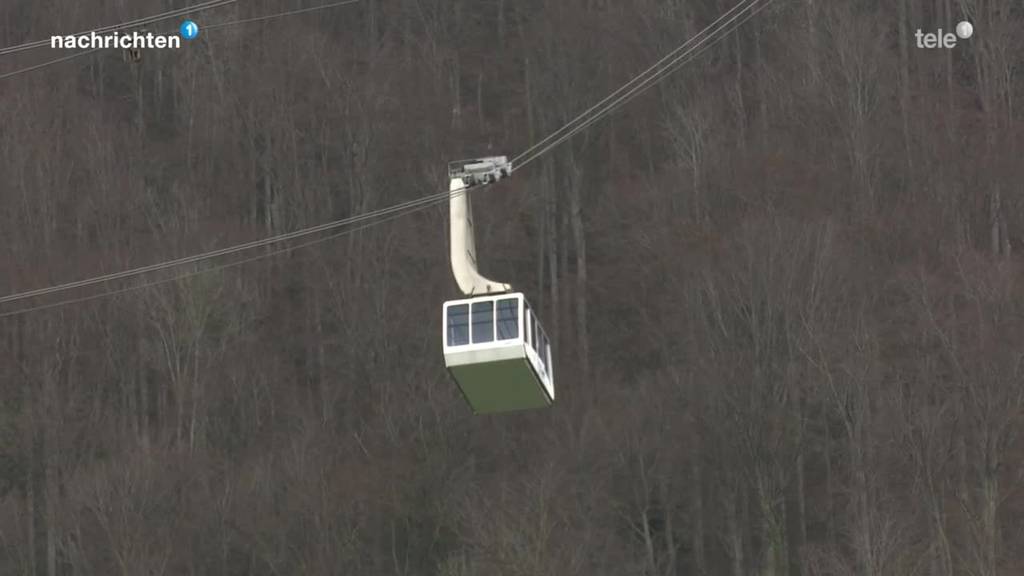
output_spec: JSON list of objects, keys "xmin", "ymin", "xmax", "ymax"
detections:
[
  {"xmin": 915, "ymin": 27, "xmax": 965, "ymax": 49},
  {"xmin": 48, "ymin": 30, "xmax": 187, "ymax": 51}
]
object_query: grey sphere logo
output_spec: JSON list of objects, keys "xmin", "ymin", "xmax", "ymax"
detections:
[{"xmin": 956, "ymin": 21, "xmax": 973, "ymax": 39}]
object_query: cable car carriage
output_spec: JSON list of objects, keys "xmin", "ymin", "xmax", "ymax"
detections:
[
  {"xmin": 444, "ymin": 293, "xmax": 554, "ymax": 413},
  {"xmin": 442, "ymin": 156, "xmax": 555, "ymax": 414}
]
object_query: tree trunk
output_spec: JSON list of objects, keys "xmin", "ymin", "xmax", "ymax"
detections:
[
  {"xmin": 25, "ymin": 393, "xmax": 38, "ymax": 576},
  {"xmin": 943, "ymin": 0, "xmax": 954, "ymax": 125},
  {"xmin": 979, "ymin": 435, "xmax": 1000, "ymax": 576},
  {"xmin": 898, "ymin": 0, "xmax": 914, "ymax": 186},
  {"xmin": 726, "ymin": 485, "xmax": 745, "ymax": 576},
  {"xmin": 824, "ymin": 421, "xmax": 835, "ymax": 546},
  {"xmin": 804, "ymin": 0, "xmax": 819, "ymax": 86},
  {"xmin": 794, "ymin": 448, "xmax": 807, "ymax": 574},
  {"xmin": 659, "ymin": 475, "xmax": 678, "ymax": 576},
  {"xmin": 138, "ymin": 344, "xmax": 150, "ymax": 451},
  {"xmin": 758, "ymin": 476, "xmax": 785, "ymax": 576},
  {"xmin": 989, "ymin": 184, "xmax": 1002, "ymax": 256},
  {"xmin": 691, "ymin": 456, "xmax": 706, "ymax": 575},
  {"xmin": 925, "ymin": 474, "xmax": 953, "ymax": 576},
  {"xmin": 44, "ymin": 414, "xmax": 56, "ymax": 576},
  {"xmin": 450, "ymin": 56, "xmax": 461, "ymax": 130},
  {"xmin": 566, "ymin": 150, "xmax": 590, "ymax": 380},
  {"xmin": 733, "ymin": 29, "xmax": 748, "ymax": 153},
  {"xmin": 558, "ymin": 208, "xmax": 569, "ymax": 352},
  {"xmin": 754, "ymin": 23, "xmax": 769, "ymax": 139},
  {"xmin": 497, "ymin": 0, "xmax": 506, "ymax": 52},
  {"xmin": 548, "ymin": 176, "xmax": 560, "ymax": 349},
  {"xmin": 477, "ymin": 72, "xmax": 485, "ymax": 129},
  {"xmin": 852, "ymin": 442, "xmax": 874, "ymax": 576}
]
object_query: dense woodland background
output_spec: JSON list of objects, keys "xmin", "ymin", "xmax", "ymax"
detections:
[{"xmin": 2, "ymin": 0, "xmax": 1024, "ymax": 574}]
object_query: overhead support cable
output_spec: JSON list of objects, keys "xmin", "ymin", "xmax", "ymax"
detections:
[
  {"xmin": 0, "ymin": 47, "xmax": 103, "ymax": 81},
  {"xmin": 0, "ymin": 184, "xmax": 463, "ymax": 308},
  {"xmin": 0, "ymin": 189, "xmax": 460, "ymax": 318},
  {"xmin": 512, "ymin": 0, "xmax": 775, "ymax": 172},
  {"xmin": 0, "ymin": 0, "xmax": 776, "ymax": 316}
]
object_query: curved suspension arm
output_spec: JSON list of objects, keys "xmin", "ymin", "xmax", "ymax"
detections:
[{"xmin": 449, "ymin": 178, "xmax": 510, "ymax": 296}]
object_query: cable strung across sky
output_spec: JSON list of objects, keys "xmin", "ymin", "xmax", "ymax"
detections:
[
  {"xmin": 0, "ymin": 186, "xmax": 463, "ymax": 308},
  {"xmin": 0, "ymin": 0, "xmax": 778, "ymax": 316},
  {"xmin": 512, "ymin": 0, "xmax": 776, "ymax": 172},
  {"xmin": 0, "ymin": 190, "xmax": 460, "ymax": 318}
]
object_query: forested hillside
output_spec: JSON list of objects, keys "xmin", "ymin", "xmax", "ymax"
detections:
[{"xmin": 2, "ymin": 0, "xmax": 1024, "ymax": 574}]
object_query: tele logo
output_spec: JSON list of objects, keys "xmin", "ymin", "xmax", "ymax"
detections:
[{"xmin": 915, "ymin": 21, "xmax": 973, "ymax": 49}]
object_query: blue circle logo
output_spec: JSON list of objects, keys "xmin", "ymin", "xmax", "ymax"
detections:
[{"xmin": 180, "ymin": 20, "xmax": 199, "ymax": 40}]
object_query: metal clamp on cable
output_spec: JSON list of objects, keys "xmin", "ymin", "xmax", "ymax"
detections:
[{"xmin": 447, "ymin": 156, "xmax": 512, "ymax": 188}]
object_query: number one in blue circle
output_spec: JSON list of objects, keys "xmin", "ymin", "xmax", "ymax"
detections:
[{"xmin": 180, "ymin": 20, "xmax": 199, "ymax": 40}]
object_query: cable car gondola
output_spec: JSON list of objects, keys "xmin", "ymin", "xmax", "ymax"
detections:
[{"xmin": 442, "ymin": 156, "xmax": 555, "ymax": 414}]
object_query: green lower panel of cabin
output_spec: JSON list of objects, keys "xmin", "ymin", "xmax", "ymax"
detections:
[{"xmin": 448, "ymin": 358, "xmax": 551, "ymax": 414}]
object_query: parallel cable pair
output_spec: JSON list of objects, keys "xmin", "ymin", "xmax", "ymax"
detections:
[
  {"xmin": 0, "ymin": 0, "xmax": 779, "ymax": 316},
  {"xmin": 0, "ymin": 187, "xmax": 463, "ymax": 318},
  {"xmin": 511, "ymin": 0, "xmax": 775, "ymax": 172},
  {"xmin": 0, "ymin": 184, "xmax": 460, "ymax": 307}
]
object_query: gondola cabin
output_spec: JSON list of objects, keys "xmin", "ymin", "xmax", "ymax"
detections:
[
  {"xmin": 443, "ymin": 292, "xmax": 554, "ymax": 414},
  {"xmin": 442, "ymin": 155, "xmax": 555, "ymax": 414}
]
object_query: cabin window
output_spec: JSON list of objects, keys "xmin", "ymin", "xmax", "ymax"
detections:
[
  {"xmin": 524, "ymin": 307, "xmax": 532, "ymax": 347},
  {"xmin": 471, "ymin": 301, "xmax": 494, "ymax": 343},
  {"xmin": 496, "ymin": 298, "xmax": 519, "ymax": 340},
  {"xmin": 533, "ymin": 314, "xmax": 541, "ymax": 353},
  {"xmin": 447, "ymin": 304, "xmax": 470, "ymax": 346}
]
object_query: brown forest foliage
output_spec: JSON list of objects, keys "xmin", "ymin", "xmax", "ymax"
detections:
[{"xmin": 2, "ymin": 0, "xmax": 1024, "ymax": 574}]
